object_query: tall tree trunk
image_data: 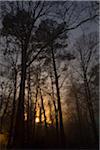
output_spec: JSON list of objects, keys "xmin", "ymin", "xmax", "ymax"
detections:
[
  {"xmin": 33, "ymin": 85, "xmax": 38, "ymax": 137},
  {"xmin": 75, "ymin": 94, "xmax": 83, "ymax": 143},
  {"xmin": 48, "ymin": 101, "xmax": 53, "ymax": 125},
  {"xmin": 7, "ymin": 69, "xmax": 17, "ymax": 147},
  {"xmin": 27, "ymin": 68, "xmax": 33, "ymax": 143},
  {"xmin": 83, "ymin": 72, "xmax": 98, "ymax": 143},
  {"xmin": 0, "ymin": 88, "xmax": 12, "ymax": 131},
  {"xmin": 26, "ymin": 68, "xmax": 31, "ymax": 144},
  {"xmin": 39, "ymin": 106, "xmax": 42, "ymax": 125},
  {"xmin": 0, "ymin": 95, "xmax": 3, "ymax": 112},
  {"xmin": 39, "ymin": 87, "xmax": 47, "ymax": 129},
  {"xmin": 53, "ymin": 100, "xmax": 58, "ymax": 133},
  {"xmin": 72, "ymin": 85, "xmax": 83, "ymax": 144},
  {"xmin": 51, "ymin": 45, "xmax": 65, "ymax": 147},
  {"xmin": 13, "ymin": 44, "xmax": 27, "ymax": 148},
  {"xmin": 50, "ymin": 72, "xmax": 59, "ymax": 138}
]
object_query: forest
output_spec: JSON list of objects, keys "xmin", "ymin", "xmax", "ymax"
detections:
[{"xmin": 0, "ymin": 1, "xmax": 99, "ymax": 149}]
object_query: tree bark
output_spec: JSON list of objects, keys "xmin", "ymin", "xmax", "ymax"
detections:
[
  {"xmin": 50, "ymin": 72, "xmax": 59, "ymax": 139},
  {"xmin": 83, "ymin": 71, "xmax": 98, "ymax": 143},
  {"xmin": 51, "ymin": 45, "xmax": 66, "ymax": 147},
  {"xmin": 0, "ymin": 88, "xmax": 12, "ymax": 131},
  {"xmin": 39, "ymin": 87, "xmax": 47, "ymax": 129},
  {"xmin": 26, "ymin": 68, "xmax": 31, "ymax": 144},
  {"xmin": 39, "ymin": 106, "xmax": 42, "ymax": 125},
  {"xmin": 72, "ymin": 84, "xmax": 83, "ymax": 144},
  {"xmin": 7, "ymin": 69, "xmax": 17, "ymax": 147},
  {"xmin": 33, "ymin": 85, "xmax": 38, "ymax": 137},
  {"xmin": 48, "ymin": 100, "xmax": 53, "ymax": 125},
  {"xmin": 13, "ymin": 43, "xmax": 27, "ymax": 148}
]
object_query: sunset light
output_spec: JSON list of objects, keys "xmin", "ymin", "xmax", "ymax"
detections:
[
  {"xmin": 35, "ymin": 117, "xmax": 39, "ymax": 123},
  {"xmin": 24, "ymin": 113, "xmax": 27, "ymax": 121}
]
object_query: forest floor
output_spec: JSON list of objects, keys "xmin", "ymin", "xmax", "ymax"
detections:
[{"xmin": 0, "ymin": 123, "xmax": 99, "ymax": 150}]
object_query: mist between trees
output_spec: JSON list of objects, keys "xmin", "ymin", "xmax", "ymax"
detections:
[{"xmin": 0, "ymin": 1, "xmax": 99, "ymax": 149}]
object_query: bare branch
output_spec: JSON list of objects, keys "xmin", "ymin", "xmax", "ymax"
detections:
[{"xmin": 66, "ymin": 14, "xmax": 98, "ymax": 31}]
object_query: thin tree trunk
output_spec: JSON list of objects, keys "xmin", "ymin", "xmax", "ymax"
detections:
[
  {"xmin": 33, "ymin": 85, "xmax": 38, "ymax": 136},
  {"xmin": 83, "ymin": 72, "xmax": 98, "ymax": 143},
  {"xmin": 39, "ymin": 106, "xmax": 42, "ymax": 125},
  {"xmin": 0, "ymin": 88, "xmax": 12, "ymax": 131},
  {"xmin": 13, "ymin": 44, "xmax": 27, "ymax": 148},
  {"xmin": 75, "ymin": 95, "xmax": 83, "ymax": 143},
  {"xmin": 51, "ymin": 45, "xmax": 65, "ymax": 147},
  {"xmin": 7, "ymin": 69, "xmax": 17, "ymax": 147},
  {"xmin": 27, "ymin": 68, "xmax": 31, "ymax": 144},
  {"xmin": 0, "ymin": 95, "xmax": 3, "ymax": 112},
  {"xmin": 73, "ymin": 86, "xmax": 83, "ymax": 144},
  {"xmin": 39, "ymin": 87, "xmax": 47, "ymax": 129},
  {"xmin": 48, "ymin": 101, "xmax": 53, "ymax": 125},
  {"xmin": 50, "ymin": 72, "xmax": 59, "ymax": 139},
  {"xmin": 28, "ymin": 91, "xmax": 33, "ymax": 145}
]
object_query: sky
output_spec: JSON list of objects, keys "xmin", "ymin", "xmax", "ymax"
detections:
[{"xmin": 0, "ymin": 1, "xmax": 99, "ymax": 76}]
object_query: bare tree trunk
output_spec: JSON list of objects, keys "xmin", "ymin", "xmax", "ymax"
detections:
[
  {"xmin": 0, "ymin": 95, "xmax": 3, "ymax": 112},
  {"xmin": 72, "ymin": 85, "xmax": 83, "ymax": 144},
  {"xmin": 33, "ymin": 85, "xmax": 38, "ymax": 137},
  {"xmin": 13, "ymin": 43, "xmax": 27, "ymax": 148},
  {"xmin": 76, "ymin": 33, "xmax": 99, "ymax": 144},
  {"xmin": 0, "ymin": 88, "xmax": 12, "ymax": 131},
  {"xmin": 7, "ymin": 69, "xmax": 17, "ymax": 147},
  {"xmin": 48, "ymin": 100, "xmax": 53, "ymax": 125},
  {"xmin": 51, "ymin": 45, "xmax": 65, "ymax": 147},
  {"xmin": 26, "ymin": 68, "xmax": 31, "ymax": 144},
  {"xmin": 29, "ymin": 92, "xmax": 33, "ymax": 144},
  {"xmin": 50, "ymin": 72, "xmax": 59, "ymax": 138},
  {"xmin": 83, "ymin": 71, "xmax": 98, "ymax": 143},
  {"xmin": 75, "ymin": 95, "xmax": 83, "ymax": 143},
  {"xmin": 39, "ymin": 87, "xmax": 47, "ymax": 129},
  {"xmin": 39, "ymin": 106, "xmax": 42, "ymax": 125}
]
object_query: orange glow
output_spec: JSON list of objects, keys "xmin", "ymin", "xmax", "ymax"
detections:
[
  {"xmin": 24, "ymin": 113, "xmax": 27, "ymax": 121},
  {"xmin": 35, "ymin": 117, "xmax": 39, "ymax": 123}
]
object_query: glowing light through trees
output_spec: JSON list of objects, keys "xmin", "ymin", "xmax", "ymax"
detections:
[
  {"xmin": 24, "ymin": 113, "xmax": 27, "ymax": 121},
  {"xmin": 35, "ymin": 117, "xmax": 39, "ymax": 123}
]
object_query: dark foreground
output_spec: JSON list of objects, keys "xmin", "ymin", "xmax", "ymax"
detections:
[{"xmin": 0, "ymin": 123, "xmax": 98, "ymax": 150}]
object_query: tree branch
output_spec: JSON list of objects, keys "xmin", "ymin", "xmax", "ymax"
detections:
[{"xmin": 66, "ymin": 14, "xmax": 98, "ymax": 31}]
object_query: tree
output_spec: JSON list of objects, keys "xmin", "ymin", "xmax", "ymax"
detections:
[
  {"xmin": 1, "ymin": 1, "xmax": 52, "ymax": 147},
  {"xmin": 73, "ymin": 32, "xmax": 99, "ymax": 143},
  {"xmin": 34, "ymin": 19, "xmax": 68, "ymax": 146},
  {"xmin": 0, "ymin": 1, "xmax": 98, "ymax": 148},
  {"xmin": 0, "ymin": 36, "xmax": 19, "ymax": 136}
]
